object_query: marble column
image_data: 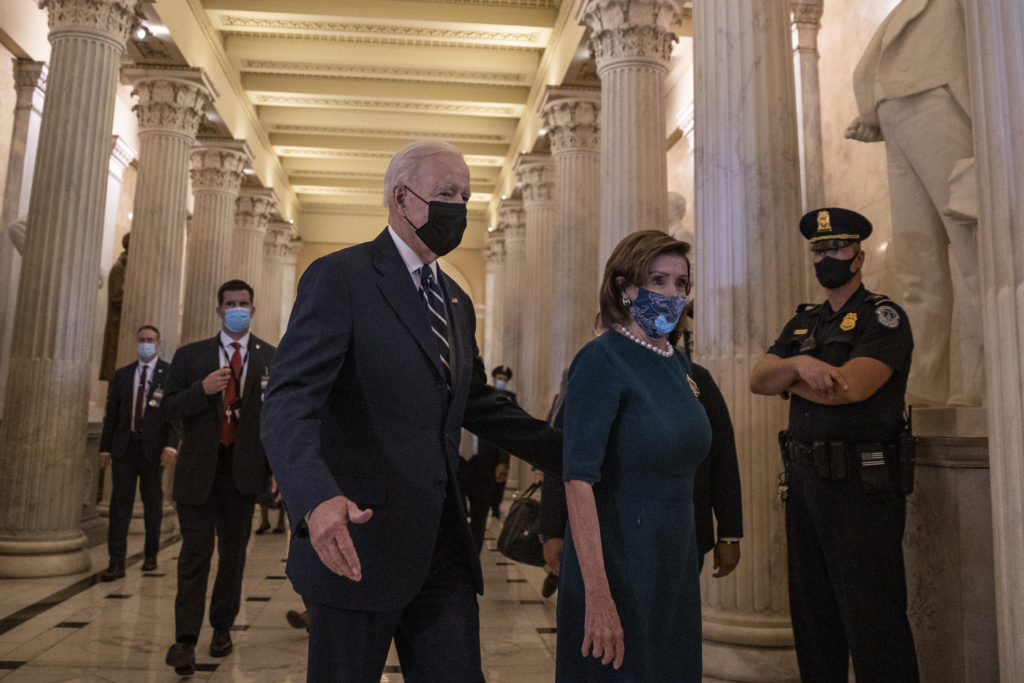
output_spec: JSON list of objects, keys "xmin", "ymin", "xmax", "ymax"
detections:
[
  {"xmin": 0, "ymin": 0, "xmax": 137, "ymax": 578},
  {"xmin": 0, "ymin": 60, "xmax": 45, "ymax": 416},
  {"xmin": 790, "ymin": 0, "xmax": 825, "ymax": 212},
  {"xmin": 514, "ymin": 153, "xmax": 556, "ymax": 416},
  {"xmin": 230, "ymin": 186, "xmax": 276, "ymax": 293},
  {"xmin": 282, "ymin": 235, "xmax": 301, "ymax": 325},
  {"xmin": 693, "ymin": 1, "xmax": 805, "ymax": 679},
  {"xmin": 483, "ymin": 227, "xmax": 505, "ymax": 374},
  {"xmin": 499, "ymin": 198, "xmax": 526, "ymax": 395},
  {"xmin": 181, "ymin": 141, "xmax": 249, "ymax": 344},
  {"xmin": 542, "ymin": 86, "xmax": 601, "ymax": 382},
  {"xmin": 962, "ymin": 1, "xmax": 1024, "ymax": 677},
  {"xmin": 116, "ymin": 67, "xmax": 214, "ymax": 366},
  {"xmin": 257, "ymin": 219, "xmax": 292, "ymax": 344},
  {"xmin": 579, "ymin": 0, "xmax": 679, "ymax": 267}
]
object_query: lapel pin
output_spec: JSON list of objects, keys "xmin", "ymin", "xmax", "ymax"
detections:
[{"xmin": 452, "ymin": 297, "xmax": 458, "ymax": 304}]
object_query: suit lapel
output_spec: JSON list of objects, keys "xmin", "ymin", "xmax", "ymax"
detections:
[
  {"xmin": 372, "ymin": 230, "xmax": 449, "ymax": 384},
  {"xmin": 147, "ymin": 362, "xmax": 167, "ymax": 401},
  {"xmin": 242, "ymin": 337, "xmax": 268, "ymax": 406},
  {"xmin": 437, "ymin": 267, "xmax": 467, "ymax": 392}
]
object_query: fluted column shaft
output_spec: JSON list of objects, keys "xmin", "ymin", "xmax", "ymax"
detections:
[
  {"xmin": 231, "ymin": 187, "xmax": 276, "ymax": 293},
  {"xmin": 581, "ymin": 0, "xmax": 679, "ymax": 267},
  {"xmin": 116, "ymin": 68, "xmax": 213, "ymax": 366},
  {"xmin": 693, "ymin": 0, "xmax": 804, "ymax": 678},
  {"xmin": 0, "ymin": 0, "xmax": 137, "ymax": 578},
  {"xmin": 257, "ymin": 220, "xmax": 292, "ymax": 344},
  {"xmin": 515, "ymin": 154, "xmax": 556, "ymax": 415},
  {"xmin": 791, "ymin": 1, "xmax": 825, "ymax": 212},
  {"xmin": 0, "ymin": 60, "xmax": 46, "ymax": 415},
  {"xmin": 962, "ymin": 1, "xmax": 1024, "ymax": 677},
  {"xmin": 181, "ymin": 142, "xmax": 248, "ymax": 344},
  {"xmin": 499, "ymin": 200, "xmax": 526, "ymax": 394},
  {"xmin": 543, "ymin": 88, "xmax": 601, "ymax": 381},
  {"xmin": 483, "ymin": 228, "xmax": 505, "ymax": 374}
]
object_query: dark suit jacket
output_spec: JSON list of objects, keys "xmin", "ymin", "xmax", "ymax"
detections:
[
  {"xmin": 691, "ymin": 362, "xmax": 743, "ymax": 554},
  {"xmin": 537, "ymin": 362, "xmax": 743, "ymax": 554},
  {"xmin": 261, "ymin": 229, "xmax": 561, "ymax": 612},
  {"xmin": 100, "ymin": 359, "xmax": 179, "ymax": 461},
  {"xmin": 164, "ymin": 334, "xmax": 275, "ymax": 505}
]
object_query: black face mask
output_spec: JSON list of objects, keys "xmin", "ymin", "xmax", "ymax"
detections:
[
  {"xmin": 814, "ymin": 254, "xmax": 857, "ymax": 289},
  {"xmin": 403, "ymin": 185, "xmax": 467, "ymax": 257}
]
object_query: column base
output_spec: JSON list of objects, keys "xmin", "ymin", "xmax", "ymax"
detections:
[
  {"xmin": 0, "ymin": 537, "xmax": 91, "ymax": 578},
  {"xmin": 702, "ymin": 639, "xmax": 799, "ymax": 682}
]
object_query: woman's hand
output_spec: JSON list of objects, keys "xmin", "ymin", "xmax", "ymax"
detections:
[{"xmin": 582, "ymin": 591, "xmax": 625, "ymax": 669}]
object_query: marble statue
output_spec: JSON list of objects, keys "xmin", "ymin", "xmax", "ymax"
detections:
[
  {"xmin": 99, "ymin": 232, "xmax": 129, "ymax": 381},
  {"xmin": 846, "ymin": 0, "xmax": 983, "ymax": 406}
]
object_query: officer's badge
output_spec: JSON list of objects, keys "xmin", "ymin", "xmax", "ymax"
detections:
[
  {"xmin": 686, "ymin": 374, "xmax": 699, "ymax": 397},
  {"xmin": 876, "ymin": 305, "xmax": 900, "ymax": 329},
  {"xmin": 840, "ymin": 312, "xmax": 857, "ymax": 331},
  {"xmin": 817, "ymin": 210, "xmax": 831, "ymax": 233},
  {"xmin": 794, "ymin": 328, "xmax": 807, "ymax": 335}
]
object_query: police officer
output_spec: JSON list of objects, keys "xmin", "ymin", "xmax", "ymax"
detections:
[{"xmin": 750, "ymin": 207, "xmax": 919, "ymax": 681}]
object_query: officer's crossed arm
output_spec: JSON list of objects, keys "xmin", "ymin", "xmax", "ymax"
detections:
[
  {"xmin": 750, "ymin": 353, "xmax": 850, "ymax": 399},
  {"xmin": 788, "ymin": 356, "xmax": 892, "ymax": 405}
]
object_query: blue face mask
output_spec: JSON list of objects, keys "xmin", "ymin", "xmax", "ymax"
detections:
[
  {"xmin": 224, "ymin": 307, "xmax": 251, "ymax": 333},
  {"xmin": 630, "ymin": 288, "xmax": 687, "ymax": 338},
  {"xmin": 138, "ymin": 342, "xmax": 157, "ymax": 360},
  {"xmin": 494, "ymin": 379, "xmax": 507, "ymax": 391}
]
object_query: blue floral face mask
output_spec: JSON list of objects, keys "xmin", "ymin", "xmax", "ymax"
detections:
[{"xmin": 630, "ymin": 288, "xmax": 687, "ymax": 338}]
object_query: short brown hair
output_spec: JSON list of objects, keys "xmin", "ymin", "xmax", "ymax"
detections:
[{"xmin": 598, "ymin": 231, "xmax": 691, "ymax": 332}]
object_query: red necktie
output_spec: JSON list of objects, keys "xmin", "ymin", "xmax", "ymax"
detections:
[
  {"xmin": 220, "ymin": 342, "xmax": 242, "ymax": 445},
  {"xmin": 133, "ymin": 364, "xmax": 147, "ymax": 431}
]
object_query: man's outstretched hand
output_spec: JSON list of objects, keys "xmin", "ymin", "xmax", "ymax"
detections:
[{"xmin": 307, "ymin": 495, "xmax": 373, "ymax": 581}]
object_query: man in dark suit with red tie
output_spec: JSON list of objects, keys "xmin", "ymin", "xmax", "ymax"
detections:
[
  {"xmin": 163, "ymin": 280, "xmax": 275, "ymax": 675},
  {"xmin": 98, "ymin": 324, "xmax": 179, "ymax": 581},
  {"xmin": 261, "ymin": 141, "xmax": 561, "ymax": 682}
]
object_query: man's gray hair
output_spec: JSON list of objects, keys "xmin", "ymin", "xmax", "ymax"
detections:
[{"xmin": 382, "ymin": 140, "xmax": 464, "ymax": 207}]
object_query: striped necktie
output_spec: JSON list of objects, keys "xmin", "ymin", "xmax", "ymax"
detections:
[{"xmin": 418, "ymin": 266, "xmax": 451, "ymax": 387}]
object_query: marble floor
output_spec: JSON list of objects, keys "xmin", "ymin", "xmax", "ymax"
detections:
[{"xmin": 0, "ymin": 512, "xmax": 557, "ymax": 682}]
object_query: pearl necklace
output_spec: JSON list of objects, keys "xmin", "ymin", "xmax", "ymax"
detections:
[{"xmin": 616, "ymin": 326, "xmax": 674, "ymax": 358}]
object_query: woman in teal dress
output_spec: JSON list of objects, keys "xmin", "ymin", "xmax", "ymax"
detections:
[{"xmin": 557, "ymin": 231, "xmax": 712, "ymax": 681}]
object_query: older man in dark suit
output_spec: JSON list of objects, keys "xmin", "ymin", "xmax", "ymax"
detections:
[
  {"xmin": 98, "ymin": 323, "xmax": 178, "ymax": 580},
  {"xmin": 163, "ymin": 280, "xmax": 275, "ymax": 675},
  {"xmin": 261, "ymin": 140, "xmax": 561, "ymax": 682}
]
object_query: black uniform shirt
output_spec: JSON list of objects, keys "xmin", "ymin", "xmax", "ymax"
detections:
[{"xmin": 767, "ymin": 285, "xmax": 913, "ymax": 444}]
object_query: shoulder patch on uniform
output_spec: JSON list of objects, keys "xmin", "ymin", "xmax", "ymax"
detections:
[
  {"xmin": 876, "ymin": 305, "xmax": 900, "ymax": 329},
  {"xmin": 796, "ymin": 302, "xmax": 819, "ymax": 313},
  {"xmin": 867, "ymin": 293, "xmax": 895, "ymax": 306}
]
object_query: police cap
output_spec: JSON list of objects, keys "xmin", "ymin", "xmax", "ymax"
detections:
[{"xmin": 800, "ymin": 207, "xmax": 873, "ymax": 252}]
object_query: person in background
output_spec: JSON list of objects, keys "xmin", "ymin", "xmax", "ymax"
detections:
[
  {"xmin": 488, "ymin": 365, "xmax": 513, "ymax": 520},
  {"xmin": 458, "ymin": 365, "xmax": 514, "ymax": 554},
  {"xmin": 163, "ymin": 280, "xmax": 276, "ymax": 675},
  {"xmin": 98, "ymin": 324, "xmax": 178, "ymax": 580}
]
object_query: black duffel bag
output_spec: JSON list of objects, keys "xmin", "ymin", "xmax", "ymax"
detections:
[{"xmin": 496, "ymin": 481, "xmax": 546, "ymax": 567}]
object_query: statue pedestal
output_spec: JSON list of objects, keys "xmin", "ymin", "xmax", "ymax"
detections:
[{"xmin": 903, "ymin": 407, "xmax": 998, "ymax": 682}]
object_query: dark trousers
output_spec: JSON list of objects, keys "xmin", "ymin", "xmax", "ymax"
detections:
[
  {"xmin": 306, "ymin": 494, "xmax": 483, "ymax": 683},
  {"xmin": 107, "ymin": 434, "xmax": 163, "ymax": 565},
  {"xmin": 785, "ymin": 460, "xmax": 919, "ymax": 682},
  {"xmin": 457, "ymin": 456, "xmax": 495, "ymax": 555},
  {"xmin": 174, "ymin": 444, "xmax": 256, "ymax": 641}
]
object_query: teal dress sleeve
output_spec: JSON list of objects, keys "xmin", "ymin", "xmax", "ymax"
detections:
[{"xmin": 563, "ymin": 338, "xmax": 624, "ymax": 483}]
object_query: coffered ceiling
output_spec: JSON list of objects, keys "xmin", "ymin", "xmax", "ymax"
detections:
[{"xmin": 138, "ymin": 0, "xmax": 597, "ymax": 247}]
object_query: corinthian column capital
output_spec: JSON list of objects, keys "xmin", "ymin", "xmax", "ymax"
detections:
[
  {"xmin": 541, "ymin": 86, "xmax": 601, "ymax": 154},
  {"xmin": 485, "ymin": 227, "xmax": 506, "ymax": 264},
  {"xmin": 515, "ymin": 154, "xmax": 555, "ymax": 205},
  {"xmin": 579, "ymin": 0, "xmax": 680, "ymax": 68},
  {"xmin": 235, "ymin": 187, "xmax": 277, "ymax": 233},
  {"xmin": 190, "ymin": 141, "xmax": 251, "ymax": 194},
  {"xmin": 790, "ymin": 0, "xmax": 824, "ymax": 27},
  {"xmin": 12, "ymin": 60, "xmax": 46, "ymax": 109},
  {"xmin": 498, "ymin": 199, "xmax": 525, "ymax": 241},
  {"xmin": 124, "ymin": 67, "xmax": 216, "ymax": 139},
  {"xmin": 264, "ymin": 219, "xmax": 294, "ymax": 257},
  {"xmin": 40, "ymin": 0, "xmax": 137, "ymax": 46}
]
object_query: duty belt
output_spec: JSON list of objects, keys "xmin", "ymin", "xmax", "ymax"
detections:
[{"xmin": 785, "ymin": 440, "xmax": 896, "ymax": 481}]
